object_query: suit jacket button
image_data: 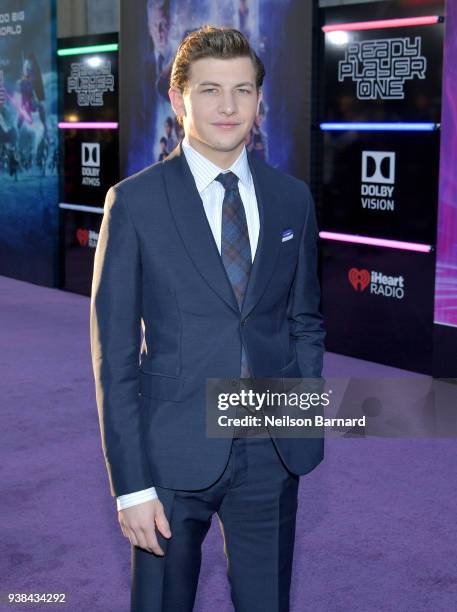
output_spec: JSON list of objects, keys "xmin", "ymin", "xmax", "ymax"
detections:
[{"xmin": 241, "ymin": 317, "xmax": 248, "ymax": 326}]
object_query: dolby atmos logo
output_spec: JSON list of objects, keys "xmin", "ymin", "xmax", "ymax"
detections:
[{"xmin": 81, "ymin": 142, "xmax": 101, "ymax": 187}]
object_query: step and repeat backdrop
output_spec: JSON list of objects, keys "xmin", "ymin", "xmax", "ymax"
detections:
[
  {"xmin": 1, "ymin": 0, "xmax": 454, "ymax": 375},
  {"xmin": 0, "ymin": 0, "xmax": 58, "ymax": 286},
  {"xmin": 57, "ymin": 33, "xmax": 119, "ymax": 295},
  {"xmin": 318, "ymin": 0, "xmax": 446, "ymax": 374}
]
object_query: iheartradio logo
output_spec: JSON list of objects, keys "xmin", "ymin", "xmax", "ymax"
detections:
[
  {"xmin": 348, "ymin": 268, "xmax": 370, "ymax": 292},
  {"xmin": 76, "ymin": 228, "xmax": 99, "ymax": 249},
  {"xmin": 348, "ymin": 267, "xmax": 405, "ymax": 299},
  {"xmin": 76, "ymin": 228, "xmax": 89, "ymax": 246}
]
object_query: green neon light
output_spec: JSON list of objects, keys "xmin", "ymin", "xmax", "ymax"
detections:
[{"xmin": 57, "ymin": 43, "xmax": 118, "ymax": 56}]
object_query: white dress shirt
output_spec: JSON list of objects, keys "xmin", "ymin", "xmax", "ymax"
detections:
[{"xmin": 116, "ymin": 136, "xmax": 260, "ymax": 511}]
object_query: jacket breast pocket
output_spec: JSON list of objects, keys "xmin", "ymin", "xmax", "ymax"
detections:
[
  {"xmin": 139, "ymin": 370, "xmax": 183, "ymax": 402},
  {"xmin": 278, "ymin": 236, "xmax": 298, "ymax": 263},
  {"xmin": 275, "ymin": 240, "xmax": 299, "ymax": 292}
]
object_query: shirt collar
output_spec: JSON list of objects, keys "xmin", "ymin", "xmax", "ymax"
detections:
[{"xmin": 181, "ymin": 135, "xmax": 251, "ymax": 195}]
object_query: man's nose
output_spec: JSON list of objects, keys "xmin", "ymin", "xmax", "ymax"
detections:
[{"xmin": 218, "ymin": 92, "xmax": 237, "ymax": 115}]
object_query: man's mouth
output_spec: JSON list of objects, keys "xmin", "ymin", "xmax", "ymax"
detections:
[{"xmin": 212, "ymin": 122, "xmax": 241, "ymax": 129}]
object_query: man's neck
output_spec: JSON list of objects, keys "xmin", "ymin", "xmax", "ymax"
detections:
[{"xmin": 185, "ymin": 134, "xmax": 245, "ymax": 170}]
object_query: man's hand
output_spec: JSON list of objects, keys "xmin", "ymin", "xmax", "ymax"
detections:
[{"xmin": 118, "ymin": 498, "xmax": 172, "ymax": 555}]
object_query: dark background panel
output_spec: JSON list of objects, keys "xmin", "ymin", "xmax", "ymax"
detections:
[
  {"xmin": 321, "ymin": 1, "xmax": 445, "ymax": 124},
  {"xmin": 61, "ymin": 128, "xmax": 118, "ymax": 205},
  {"xmin": 322, "ymin": 0, "xmax": 445, "ymax": 28},
  {"xmin": 321, "ymin": 240, "xmax": 435, "ymax": 374},
  {"xmin": 58, "ymin": 33, "xmax": 119, "ymax": 294},
  {"xmin": 321, "ymin": 130, "xmax": 440, "ymax": 244},
  {"xmin": 61, "ymin": 208, "xmax": 102, "ymax": 295},
  {"xmin": 58, "ymin": 32, "xmax": 118, "ymax": 124}
]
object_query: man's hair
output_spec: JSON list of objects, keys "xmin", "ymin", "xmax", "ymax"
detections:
[{"xmin": 170, "ymin": 25, "xmax": 265, "ymax": 127}]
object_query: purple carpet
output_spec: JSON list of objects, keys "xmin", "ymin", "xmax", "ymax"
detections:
[{"xmin": 2, "ymin": 274, "xmax": 456, "ymax": 611}]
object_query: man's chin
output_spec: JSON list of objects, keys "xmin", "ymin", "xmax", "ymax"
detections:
[
  {"xmin": 187, "ymin": 131, "xmax": 250, "ymax": 156},
  {"xmin": 208, "ymin": 136, "xmax": 248, "ymax": 153}
]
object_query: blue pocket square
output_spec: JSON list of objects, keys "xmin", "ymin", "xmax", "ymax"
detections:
[{"xmin": 281, "ymin": 229, "xmax": 294, "ymax": 242}]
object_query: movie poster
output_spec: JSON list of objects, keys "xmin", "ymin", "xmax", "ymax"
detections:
[
  {"xmin": 0, "ymin": 0, "xmax": 58, "ymax": 286},
  {"xmin": 120, "ymin": 0, "xmax": 313, "ymax": 179},
  {"xmin": 434, "ymin": 0, "xmax": 457, "ymax": 328}
]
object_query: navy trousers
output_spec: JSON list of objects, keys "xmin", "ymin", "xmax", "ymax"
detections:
[{"xmin": 130, "ymin": 436, "xmax": 300, "ymax": 611}]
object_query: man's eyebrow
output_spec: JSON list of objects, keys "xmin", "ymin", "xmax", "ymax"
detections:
[{"xmin": 198, "ymin": 81, "xmax": 255, "ymax": 88}]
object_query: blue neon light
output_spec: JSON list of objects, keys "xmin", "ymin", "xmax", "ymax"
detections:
[{"xmin": 320, "ymin": 122, "xmax": 439, "ymax": 131}]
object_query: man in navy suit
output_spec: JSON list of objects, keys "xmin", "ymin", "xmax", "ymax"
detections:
[{"xmin": 90, "ymin": 25, "xmax": 325, "ymax": 612}]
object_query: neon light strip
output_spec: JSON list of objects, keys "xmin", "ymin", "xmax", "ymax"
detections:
[
  {"xmin": 58, "ymin": 122, "xmax": 118, "ymax": 129},
  {"xmin": 322, "ymin": 16, "xmax": 441, "ymax": 33},
  {"xmin": 319, "ymin": 231, "xmax": 433, "ymax": 253},
  {"xmin": 435, "ymin": 321, "xmax": 457, "ymax": 329},
  {"xmin": 320, "ymin": 122, "xmax": 439, "ymax": 131},
  {"xmin": 59, "ymin": 203, "xmax": 104, "ymax": 214},
  {"xmin": 57, "ymin": 43, "xmax": 118, "ymax": 56}
]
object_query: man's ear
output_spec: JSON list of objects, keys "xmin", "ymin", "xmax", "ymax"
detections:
[{"xmin": 168, "ymin": 86, "xmax": 186, "ymax": 122}]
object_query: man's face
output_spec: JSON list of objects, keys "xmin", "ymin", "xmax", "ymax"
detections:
[{"xmin": 170, "ymin": 56, "xmax": 262, "ymax": 164}]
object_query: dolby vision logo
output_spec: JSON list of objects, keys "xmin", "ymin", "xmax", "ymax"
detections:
[
  {"xmin": 361, "ymin": 151, "xmax": 396, "ymax": 211},
  {"xmin": 362, "ymin": 151, "xmax": 395, "ymax": 184}
]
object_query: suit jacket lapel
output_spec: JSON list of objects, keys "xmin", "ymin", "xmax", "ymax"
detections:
[
  {"xmin": 161, "ymin": 142, "xmax": 282, "ymax": 318},
  {"xmin": 241, "ymin": 152, "xmax": 282, "ymax": 319},
  {"xmin": 162, "ymin": 142, "xmax": 239, "ymax": 313}
]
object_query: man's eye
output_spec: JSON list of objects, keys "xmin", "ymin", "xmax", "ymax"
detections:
[
  {"xmin": 202, "ymin": 89, "xmax": 218, "ymax": 94},
  {"xmin": 237, "ymin": 89, "xmax": 250, "ymax": 94}
]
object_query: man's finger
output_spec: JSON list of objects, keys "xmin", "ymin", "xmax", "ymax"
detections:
[
  {"xmin": 155, "ymin": 508, "xmax": 172, "ymax": 539},
  {"xmin": 125, "ymin": 525, "xmax": 139, "ymax": 548},
  {"xmin": 132, "ymin": 527, "xmax": 152, "ymax": 553},
  {"xmin": 142, "ymin": 526, "xmax": 164, "ymax": 556}
]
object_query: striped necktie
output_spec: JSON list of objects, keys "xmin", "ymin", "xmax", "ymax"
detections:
[{"xmin": 215, "ymin": 171, "xmax": 252, "ymax": 378}]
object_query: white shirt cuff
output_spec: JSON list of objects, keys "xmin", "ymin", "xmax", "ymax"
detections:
[{"xmin": 116, "ymin": 487, "xmax": 158, "ymax": 511}]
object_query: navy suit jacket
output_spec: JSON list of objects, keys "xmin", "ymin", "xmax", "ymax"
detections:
[{"xmin": 90, "ymin": 141, "xmax": 326, "ymax": 498}]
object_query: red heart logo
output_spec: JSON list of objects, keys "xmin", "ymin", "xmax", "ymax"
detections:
[
  {"xmin": 76, "ymin": 228, "xmax": 89, "ymax": 246},
  {"xmin": 348, "ymin": 268, "xmax": 370, "ymax": 291}
]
